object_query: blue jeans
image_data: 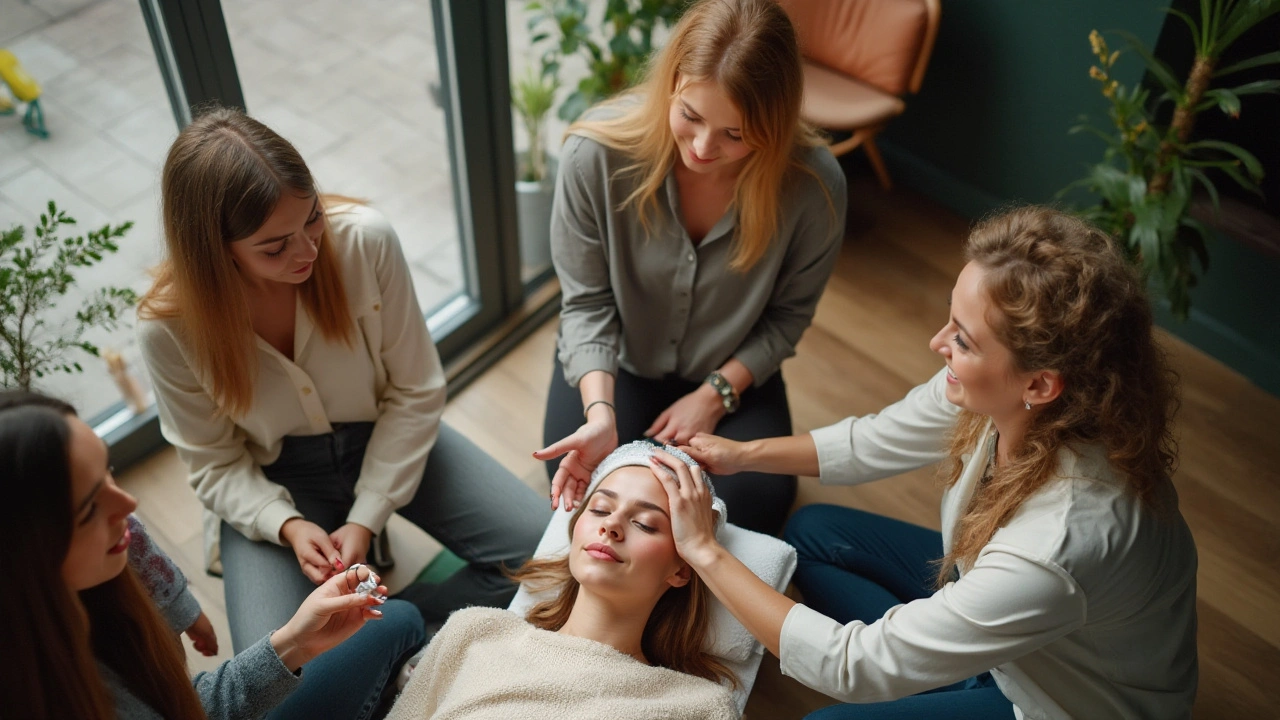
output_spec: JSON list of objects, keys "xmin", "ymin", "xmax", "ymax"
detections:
[
  {"xmin": 266, "ymin": 598, "xmax": 424, "ymax": 720},
  {"xmin": 783, "ymin": 505, "xmax": 1015, "ymax": 720}
]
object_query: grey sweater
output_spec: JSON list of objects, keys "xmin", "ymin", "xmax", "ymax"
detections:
[{"xmin": 102, "ymin": 516, "xmax": 301, "ymax": 719}]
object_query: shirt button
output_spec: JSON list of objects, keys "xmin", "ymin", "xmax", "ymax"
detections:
[
  {"xmin": 373, "ymin": 303, "xmax": 381, "ymax": 311},
  {"xmin": 687, "ymin": 252, "xmax": 695, "ymax": 262},
  {"xmin": 301, "ymin": 387, "xmax": 313, "ymax": 395}
]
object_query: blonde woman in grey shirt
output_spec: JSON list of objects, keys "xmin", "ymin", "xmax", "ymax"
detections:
[{"xmin": 535, "ymin": 0, "xmax": 847, "ymax": 535}]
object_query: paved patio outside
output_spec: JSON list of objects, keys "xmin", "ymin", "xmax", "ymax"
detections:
[{"xmin": 1, "ymin": 0, "xmax": 464, "ymax": 418}]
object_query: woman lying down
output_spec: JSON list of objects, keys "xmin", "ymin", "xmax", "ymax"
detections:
[{"xmin": 388, "ymin": 442, "xmax": 739, "ymax": 719}]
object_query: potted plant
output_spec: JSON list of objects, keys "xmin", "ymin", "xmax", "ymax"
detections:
[
  {"xmin": 1062, "ymin": 0, "xmax": 1279, "ymax": 318},
  {"xmin": 525, "ymin": 0, "xmax": 688, "ymax": 122},
  {"xmin": 1, "ymin": 201, "xmax": 138, "ymax": 392},
  {"xmin": 512, "ymin": 61, "xmax": 560, "ymax": 271}
]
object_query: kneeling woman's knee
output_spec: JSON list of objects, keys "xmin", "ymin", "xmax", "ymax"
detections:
[{"xmin": 783, "ymin": 504, "xmax": 839, "ymax": 547}]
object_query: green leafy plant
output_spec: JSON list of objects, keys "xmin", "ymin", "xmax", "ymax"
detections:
[
  {"xmin": 525, "ymin": 0, "xmax": 687, "ymax": 123},
  {"xmin": 0, "ymin": 201, "xmax": 138, "ymax": 390},
  {"xmin": 1063, "ymin": 0, "xmax": 1279, "ymax": 318},
  {"xmin": 512, "ymin": 62, "xmax": 560, "ymax": 182}
]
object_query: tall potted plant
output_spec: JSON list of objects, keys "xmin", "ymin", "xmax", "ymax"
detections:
[
  {"xmin": 1062, "ymin": 0, "xmax": 1279, "ymax": 318},
  {"xmin": 525, "ymin": 0, "xmax": 687, "ymax": 122},
  {"xmin": 1, "ymin": 201, "xmax": 138, "ymax": 391},
  {"xmin": 512, "ymin": 62, "xmax": 560, "ymax": 271}
]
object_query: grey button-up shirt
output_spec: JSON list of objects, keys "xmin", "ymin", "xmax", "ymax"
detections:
[{"xmin": 552, "ymin": 133, "xmax": 847, "ymax": 387}]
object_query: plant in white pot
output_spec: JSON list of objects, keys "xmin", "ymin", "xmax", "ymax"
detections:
[{"xmin": 512, "ymin": 62, "xmax": 560, "ymax": 273}]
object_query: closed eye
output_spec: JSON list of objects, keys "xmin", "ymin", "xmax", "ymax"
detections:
[
  {"xmin": 954, "ymin": 333, "xmax": 969, "ymax": 351},
  {"xmin": 265, "ymin": 239, "xmax": 288, "ymax": 258},
  {"xmin": 633, "ymin": 521, "xmax": 656, "ymax": 533}
]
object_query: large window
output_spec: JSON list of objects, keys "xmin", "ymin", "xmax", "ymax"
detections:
[{"xmin": 0, "ymin": 0, "xmax": 541, "ymax": 466}]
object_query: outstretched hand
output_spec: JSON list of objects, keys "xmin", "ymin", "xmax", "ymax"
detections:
[
  {"xmin": 534, "ymin": 418, "xmax": 618, "ymax": 511},
  {"xmin": 680, "ymin": 433, "xmax": 750, "ymax": 476}
]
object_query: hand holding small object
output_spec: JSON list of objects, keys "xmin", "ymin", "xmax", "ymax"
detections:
[{"xmin": 269, "ymin": 564, "xmax": 388, "ymax": 672}]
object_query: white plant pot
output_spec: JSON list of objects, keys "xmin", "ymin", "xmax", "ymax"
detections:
[{"xmin": 516, "ymin": 153, "xmax": 557, "ymax": 272}]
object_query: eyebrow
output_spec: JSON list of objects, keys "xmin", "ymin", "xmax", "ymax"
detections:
[
  {"xmin": 253, "ymin": 196, "xmax": 319, "ymax": 246},
  {"xmin": 680, "ymin": 100, "xmax": 739, "ymax": 132},
  {"xmin": 594, "ymin": 488, "xmax": 670, "ymax": 518}
]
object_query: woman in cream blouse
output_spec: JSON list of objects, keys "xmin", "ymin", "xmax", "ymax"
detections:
[
  {"xmin": 137, "ymin": 108, "xmax": 549, "ymax": 660},
  {"xmin": 657, "ymin": 207, "xmax": 1198, "ymax": 719}
]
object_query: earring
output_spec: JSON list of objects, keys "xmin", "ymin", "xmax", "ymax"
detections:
[{"xmin": 1024, "ymin": 400, "xmax": 1032, "ymax": 410}]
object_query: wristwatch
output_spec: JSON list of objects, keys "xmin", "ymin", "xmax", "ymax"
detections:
[{"xmin": 704, "ymin": 371, "xmax": 740, "ymax": 414}]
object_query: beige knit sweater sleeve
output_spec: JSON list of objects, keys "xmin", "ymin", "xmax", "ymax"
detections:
[{"xmin": 388, "ymin": 607, "xmax": 739, "ymax": 720}]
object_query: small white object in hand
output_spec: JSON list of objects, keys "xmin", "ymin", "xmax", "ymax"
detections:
[{"xmin": 348, "ymin": 564, "xmax": 387, "ymax": 602}]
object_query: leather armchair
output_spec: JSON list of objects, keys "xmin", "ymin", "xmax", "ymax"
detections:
[{"xmin": 777, "ymin": 0, "xmax": 941, "ymax": 189}]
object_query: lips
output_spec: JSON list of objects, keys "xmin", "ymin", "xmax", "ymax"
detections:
[
  {"xmin": 688, "ymin": 148, "xmax": 715, "ymax": 164},
  {"xmin": 945, "ymin": 366, "xmax": 959, "ymax": 384},
  {"xmin": 291, "ymin": 262, "xmax": 313, "ymax": 274},
  {"xmin": 584, "ymin": 542, "xmax": 622, "ymax": 562},
  {"xmin": 108, "ymin": 526, "xmax": 131, "ymax": 555}
]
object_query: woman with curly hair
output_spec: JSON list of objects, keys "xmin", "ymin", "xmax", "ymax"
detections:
[{"xmin": 660, "ymin": 206, "xmax": 1198, "ymax": 719}]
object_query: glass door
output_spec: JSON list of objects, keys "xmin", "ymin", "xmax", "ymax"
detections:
[{"xmin": 0, "ymin": 0, "xmax": 534, "ymax": 467}]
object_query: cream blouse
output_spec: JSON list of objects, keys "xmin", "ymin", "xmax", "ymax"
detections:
[
  {"xmin": 785, "ymin": 369, "xmax": 1199, "ymax": 719},
  {"xmin": 138, "ymin": 204, "xmax": 446, "ymax": 570}
]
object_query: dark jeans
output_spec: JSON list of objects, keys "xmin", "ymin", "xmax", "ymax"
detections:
[
  {"xmin": 543, "ymin": 355, "xmax": 796, "ymax": 535},
  {"xmin": 783, "ymin": 504, "xmax": 1016, "ymax": 720},
  {"xmin": 220, "ymin": 422, "xmax": 550, "ymax": 652}
]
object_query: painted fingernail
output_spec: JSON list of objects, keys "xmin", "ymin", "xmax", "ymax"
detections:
[
  {"xmin": 334, "ymin": 558, "xmax": 345, "ymax": 571},
  {"xmin": 370, "ymin": 608, "xmax": 383, "ymax": 617}
]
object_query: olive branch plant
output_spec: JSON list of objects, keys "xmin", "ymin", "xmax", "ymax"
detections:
[
  {"xmin": 0, "ymin": 201, "xmax": 138, "ymax": 391},
  {"xmin": 1063, "ymin": 0, "xmax": 1279, "ymax": 319}
]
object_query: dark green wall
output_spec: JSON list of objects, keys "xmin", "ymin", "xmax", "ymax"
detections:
[{"xmin": 876, "ymin": 0, "xmax": 1280, "ymax": 396}]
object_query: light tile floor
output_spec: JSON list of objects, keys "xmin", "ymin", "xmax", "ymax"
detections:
[{"xmin": 1, "ymin": 0, "xmax": 465, "ymax": 418}]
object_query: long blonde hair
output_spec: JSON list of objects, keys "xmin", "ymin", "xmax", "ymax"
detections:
[
  {"xmin": 138, "ymin": 107, "xmax": 354, "ymax": 418},
  {"xmin": 936, "ymin": 207, "xmax": 1180, "ymax": 585},
  {"xmin": 509, "ymin": 498, "xmax": 736, "ymax": 687},
  {"xmin": 568, "ymin": 0, "xmax": 829, "ymax": 271}
]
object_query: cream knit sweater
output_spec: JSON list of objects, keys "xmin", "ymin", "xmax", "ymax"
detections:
[{"xmin": 387, "ymin": 607, "xmax": 738, "ymax": 720}]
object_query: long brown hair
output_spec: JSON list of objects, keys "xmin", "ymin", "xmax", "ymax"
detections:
[
  {"xmin": 138, "ymin": 106, "xmax": 354, "ymax": 418},
  {"xmin": 569, "ymin": 0, "xmax": 831, "ymax": 271},
  {"xmin": 0, "ymin": 391, "xmax": 205, "ymax": 719},
  {"xmin": 936, "ymin": 207, "xmax": 1180, "ymax": 585},
  {"xmin": 510, "ymin": 498, "xmax": 736, "ymax": 687}
]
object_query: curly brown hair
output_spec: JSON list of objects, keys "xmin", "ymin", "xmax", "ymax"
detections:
[{"xmin": 936, "ymin": 206, "xmax": 1180, "ymax": 586}]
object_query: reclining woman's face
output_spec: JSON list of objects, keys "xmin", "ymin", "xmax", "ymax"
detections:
[
  {"xmin": 61, "ymin": 414, "xmax": 138, "ymax": 592},
  {"xmin": 569, "ymin": 467, "xmax": 691, "ymax": 605}
]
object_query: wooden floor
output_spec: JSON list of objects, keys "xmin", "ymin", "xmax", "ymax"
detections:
[{"xmin": 120, "ymin": 174, "xmax": 1280, "ymax": 719}]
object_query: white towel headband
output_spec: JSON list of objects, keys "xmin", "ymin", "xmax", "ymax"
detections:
[{"xmin": 589, "ymin": 440, "xmax": 728, "ymax": 533}]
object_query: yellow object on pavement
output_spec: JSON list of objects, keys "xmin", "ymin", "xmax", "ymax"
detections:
[
  {"xmin": 0, "ymin": 49, "xmax": 41, "ymax": 102},
  {"xmin": 0, "ymin": 49, "xmax": 48, "ymax": 137}
]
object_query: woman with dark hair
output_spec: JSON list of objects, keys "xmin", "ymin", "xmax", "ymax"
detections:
[
  {"xmin": 0, "ymin": 390, "xmax": 422, "ymax": 719},
  {"xmin": 136, "ymin": 107, "xmax": 549, "ymax": 656},
  {"xmin": 536, "ymin": 0, "xmax": 847, "ymax": 536},
  {"xmin": 660, "ymin": 207, "xmax": 1198, "ymax": 719},
  {"xmin": 387, "ymin": 442, "xmax": 737, "ymax": 719}
]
